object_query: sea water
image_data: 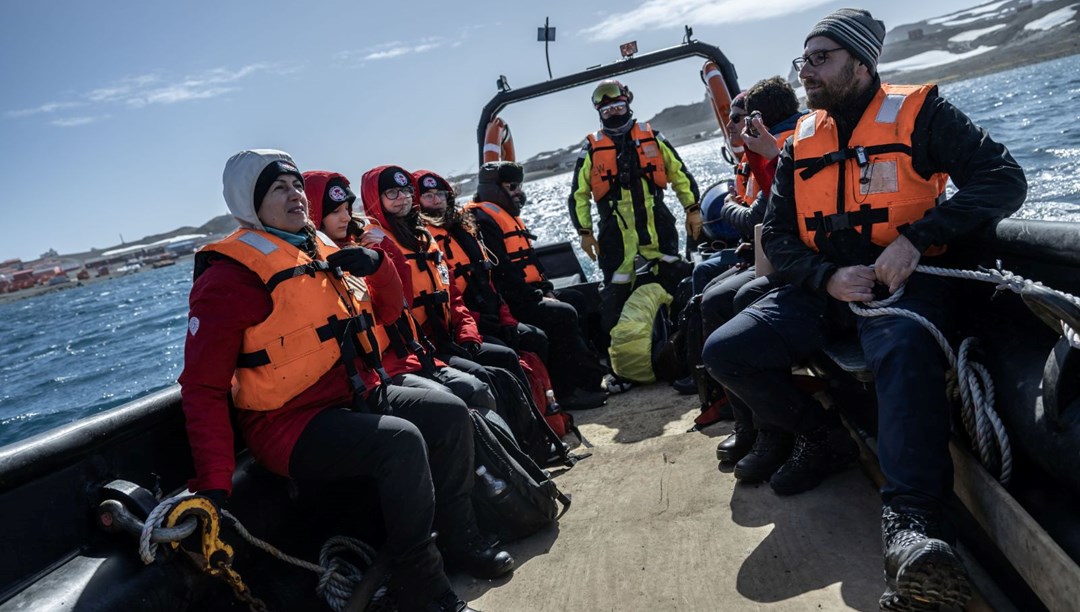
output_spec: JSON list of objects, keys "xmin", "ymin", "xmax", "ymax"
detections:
[{"xmin": 2, "ymin": 54, "xmax": 1078, "ymax": 448}]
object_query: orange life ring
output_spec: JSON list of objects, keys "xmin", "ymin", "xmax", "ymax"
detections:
[
  {"xmin": 701, "ymin": 61, "xmax": 734, "ymax": 146},
  {"xmin": 482, "ymin": 117, "xmax": 516, "ymax": 163}
]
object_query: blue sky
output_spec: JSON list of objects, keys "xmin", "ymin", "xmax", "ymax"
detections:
[{"xmin": 1, "ymin": 0, "xmax": 985, "ymax": 262}]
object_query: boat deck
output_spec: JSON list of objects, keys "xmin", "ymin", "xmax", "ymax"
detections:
[{"xmin": 452, "ymin": 384, "xmax": 988, "ymax": 611}]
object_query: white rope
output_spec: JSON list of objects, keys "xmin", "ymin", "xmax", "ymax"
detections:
[
  {"xmin": 139, "ymin": 492, "xmax": 192, "ymax": 564},
  {"xmin": 847, "ymin": 265, "xmax": 1012, "ymax": 484}
]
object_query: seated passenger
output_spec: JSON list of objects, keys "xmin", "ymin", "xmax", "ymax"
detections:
[
  {"xmin": 468, "ymin": 162, "xmax": 609, "ymax": 409},
  {"xmin": 703, "ymin": 9, "xmax": 1026, "ymax": 609},
  {"xmin": 702, "ymin": 76, "xmax": 806, "ymax": 468},
  {"xmin": 179, "ymin": 150, "xmax": 507, "ymax": 612},
  {"xmin": 345, "ymin": 165, "xmax": 499, "ymax": 416},
  {"xmin": 414, "ymin": 169, "xmax": 549, "ymax": 382}
]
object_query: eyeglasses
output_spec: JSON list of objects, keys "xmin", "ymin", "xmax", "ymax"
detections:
[
  {"xmin": 419, "ymin": 190, "xmax": 449, "ymax": 202},
  {"xmin": 382, "ymin": 186, "xmax": 414, "ymax": 200},
  {"xmin": 502, "ymin": 182, "xmax": 522, "ymax": 192},
  {"xmin": 598, "ymin": 101, "xmax": 629, "ymax": 119},
  {"xmin": 592, "ymin": 81, "xmax": 624, "ymax": 105},
  {"xmin": 792, "ymin": 47, "xmax": 845, "ymax": 72},
  {"xmin": 729, "ymin": 111, "xmax": 746, "ymax": 125}
]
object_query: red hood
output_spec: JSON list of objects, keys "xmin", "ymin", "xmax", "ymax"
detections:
[
  {"xmin": 301, "ymin": 170, "xmax": 351, "ymax": 228},
  {"xmin": 360, "ymin": 165, "xmax": 415, "ymax": 229}
]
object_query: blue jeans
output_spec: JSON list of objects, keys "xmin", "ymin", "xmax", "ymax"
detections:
[{"xmin": 702, "ymin": 275, "xmax": 955, "ymax": 507}]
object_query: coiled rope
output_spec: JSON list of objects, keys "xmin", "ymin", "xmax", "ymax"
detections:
[
  {"xmin": 139, "ymin": 493, "xmax": 384, "ymax": 612},
  {"xmin": 849, "ymin": 263, "xmax": 1080, "ymax": 483},
  {"xmin": 848, "ymin": 265, "xmax": 1049, "ymax": 485}
]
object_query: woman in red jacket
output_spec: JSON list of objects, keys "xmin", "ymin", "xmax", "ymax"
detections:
[{"xmin": 180, "ymin": 151, "xmax": 509, "ymax": 612}]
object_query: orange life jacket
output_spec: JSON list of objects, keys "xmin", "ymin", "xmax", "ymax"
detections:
[
  {"xmin": 199, "ymin": 229, "xmax": 387, "ymax": 411},
  {"xmin": 586, "ymin": 122, "xmax": 668, "ymax": 200},
  {"xmin": 366, "ymin": 221, "xmax": 452, "ymax": 332},
  {"xmin": 792, "ymin": 84, "xmax": 948, "ymax": 254},
  {"xmin": 465, "ymin": 201, "xmax": 545, "ymax": 284},
  {"xmin": 427, "ymin": 224, "xmax": 492, "ymax": 298}
]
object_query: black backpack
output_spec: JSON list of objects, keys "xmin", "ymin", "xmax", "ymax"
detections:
[
  {"xmin": 469, "ymin": 409, "xmax": 571, "ymax": 542},
  {"xmin": 483, "ymin": 366, "xmax": 576, "ymax": 468}
]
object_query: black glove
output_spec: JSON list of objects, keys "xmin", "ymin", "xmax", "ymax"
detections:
[
  {"xmin": 462, "ymin": 341, "xmax": 482, "ymax": 357},
  {"xmin": 327, "ymin": 247, "xmax": 383, "ymax": 277},
  {"xmin": 500, "ymin": 324, "xmax": 519, "ymax": 348}
]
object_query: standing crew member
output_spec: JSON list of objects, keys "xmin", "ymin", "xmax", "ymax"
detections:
[
  {"xmin": 702, "ymin": 9, "xmax": 1026, "ymax": 610},
  {"xmin": 568, "ymin": 79, "xmax": 702, "ymax": 381}
]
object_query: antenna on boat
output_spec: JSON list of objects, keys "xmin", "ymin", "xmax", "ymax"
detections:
[
  {"xmin": 537, "ymin": 17, "xmax": 556, "ymax": 79},
  {"xmin": 497, "ymin": 75, "xmax": 511, "ymax": 93},
  {"xmin": 683, "ymin": 25, "xmax": 694, "ymax": 44}
]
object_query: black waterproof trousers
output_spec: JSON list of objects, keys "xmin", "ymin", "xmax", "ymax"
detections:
[{"xmin": 288, "ymin": 384, "xmax": 474, "ymax": 611}]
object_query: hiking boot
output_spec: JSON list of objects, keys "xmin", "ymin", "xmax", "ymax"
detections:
[
  {"xmin": 424, "ymin": 589, "xmax": 479, "ymax": 612},
  {"xmin": 882, "ymin": 506, "xmax": 972, "ymax": 609},
  {"xmin": 716, "ymin": 419, "xmax": 757, "ymax": 463},
  {"xmin": 443, "ymin": 531, "xmax": 515, "ymax": 579},
  {"xmin": 672, "ymin": 375, "xmax": 697, "ymax": 395},
  {"xmin": 560, "ymin": 387, "xmax": 608, "ymax": 410},
  {"xmin": 602, "ymin": 373, "xmax": 633, "ymax": 394},
  {"xmin": 769, "ymin": 425, "xmax": 857, "ymax": 495},
  {"xmin": 877, "ymin": 588, "xmax": 939, "ymax": 611},
  {"xmin": 733, "ymin": 429, "xmax": 792, "ymax": 483}
]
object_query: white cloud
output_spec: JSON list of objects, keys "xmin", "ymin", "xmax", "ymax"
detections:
[
  {"xmin": 580, "ymin": 0, "xmax": 833, "ymax": 41},
  {"xmin": 5, "ymin": 64, "xmax": 271, "ymax": 124},
  {"xmin": 51, "ymin": 115, "xmax": 109, "ymax": 127},
  {"xmin": 339, "ymin": 37, "xmax": 451, "ymax": 65},
  {"xmin": 5, "ymin": 101, "xmax": 82, "ymax": 118}
]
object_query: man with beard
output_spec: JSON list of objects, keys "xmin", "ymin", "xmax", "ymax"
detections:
[
  {"xmin": 702, "ymin": 8, "xmax": 1025, "ymax": 610},
  {"xmin": 568, "ymin": 80, "xmax": 702, "ymax": 392}
]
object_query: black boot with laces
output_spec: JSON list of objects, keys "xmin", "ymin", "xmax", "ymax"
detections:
[
  {"xmin": 732, "ymin": 429, "xmax": 791, "ymax": 483},
  {"xmin": 769, "ymin": 425, "xmax": 857, "ymax": 495},
  {"xmin": 880, "ymin": 505, "xmax": 972, "ymax": 610}
]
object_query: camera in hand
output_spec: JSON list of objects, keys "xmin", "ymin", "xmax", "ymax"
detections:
[{"xmin": 744, "ymin": 111, "xmax": 762, "ymax": 138}]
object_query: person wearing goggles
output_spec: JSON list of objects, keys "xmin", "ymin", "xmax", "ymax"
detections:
[{"xmin": 567, "ymin": 79, "xmax": 703, "ymax": 393}]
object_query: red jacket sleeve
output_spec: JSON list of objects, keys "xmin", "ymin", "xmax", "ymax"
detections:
[
  {"xmin": 497, "ymin": 299, "xmax": 518, "ymax": 326},
  {"xmin": 449, "ymin": 281, "xmax": 482, "ymax": 344},
  {"xmin": 747, "ymin": 151, "xmax": 779, "ymax": 199},
  {"xmin": 178, "ymin": 257, "xmax": 272, "ymax": 494},
  {"xmin": 365, "ymin": 247, "xmax": 405, "ymax": 326}
]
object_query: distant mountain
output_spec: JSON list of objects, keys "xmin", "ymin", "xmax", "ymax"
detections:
[
  {"xmin": 506, "ymin": 0, "xmax": 1079, "ymax": 183},
  {"xmin": 82, "ymin": 0, "xmax": 1079, "ymax": 258}
]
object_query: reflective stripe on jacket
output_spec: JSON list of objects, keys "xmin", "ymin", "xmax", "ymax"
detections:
[
  {"xmin": 792, "ymin": 84, "xmax": 948, "ymax": 254},
  {"xmin": 586, "ymin": 122, "xmax": 668, "ymax": 200},
  {"xmin": 199, "ymin": 229, "xmax": 386, "ymax": 411}
]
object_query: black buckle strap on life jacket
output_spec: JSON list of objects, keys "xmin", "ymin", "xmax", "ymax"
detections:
[
  {"xmin": 404, "ymin": 308, "xmax": 440, "ymax": 374},
  {"xmin": 404, "ymin": 249, "xmax": 442, "ymax": 272},
  {"xmin": 804, "ymin": 205, "xmax": 889, "ymax": 235},
  {"xmin": 385, "ymin": 315, "xmax": 415, "ymax": 358},
  {"xmin": 735, "ymin": 161, "xmax": 751, "ymax": 177},
  {"xmin": 796, "ymin": 143, "xmax": 912, "ymax": 181},
  {"xmin": 322, "ymin": 314, "xmax": 369, "ymax": 412},
  {"xmin": 264, "ymin": 261, "xmax": 330, "ymax": 292}
]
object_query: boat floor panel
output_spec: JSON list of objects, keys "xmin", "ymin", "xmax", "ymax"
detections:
[{"xmin": 452, "ymin": 385, "xmax": 886, "ymax": 611}]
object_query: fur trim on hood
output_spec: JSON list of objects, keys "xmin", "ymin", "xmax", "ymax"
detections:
[{"xmin": 222, "ymin": 149, "xmax": 301, "ymax": 232}]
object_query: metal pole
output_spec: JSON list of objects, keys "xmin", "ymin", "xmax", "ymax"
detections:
[{"xmin": 544, "ymin": 17, "xmax": 553, "ymax": 80}]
